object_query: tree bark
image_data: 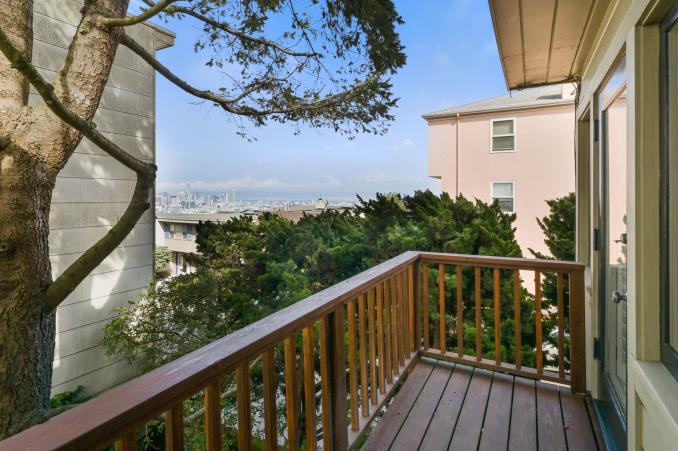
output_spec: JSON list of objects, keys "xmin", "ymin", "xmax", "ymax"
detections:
[
  {"xmin": 0, "ymin": 0, "xmax": 131, "ymax": 438},
  {"xmin": 0, "ymin": 147, "xmax": 56, "ymax": 438}
]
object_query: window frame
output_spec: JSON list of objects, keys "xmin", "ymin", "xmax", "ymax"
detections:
[
  {"xmin": 660, "ymin": 3, "xmax": 678, "ymax": 381},
  {"xmin": 490, "ymin": 117, "xmax": 517, "ymax": 153},
  {"xmin": 490, "ymin": 181, "xmax": 516, "ymax": 213}
]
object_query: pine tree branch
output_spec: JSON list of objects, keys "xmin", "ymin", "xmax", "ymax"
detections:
[
  {"xmin": 102, "ymin": 0, "xmax": 182, "ymax": 28},
  {"xmin": 164, "ymin": 5, "xmax": 318, "ymax": 58},
  {"xmin": 119, "ymin": 32, "xmax": 276, "ymax": 111},
  {"xmin": 120, "ymin": 32, "xmax": 375, "ymax": 118}
]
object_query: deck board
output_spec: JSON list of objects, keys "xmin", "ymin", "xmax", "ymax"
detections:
[
  {"xmin": 363, "ymin": 359, "xmax": 601, "ymax": 451},
  {"xmin": 390, "ymin": 363, "xmax": 452, "ymax": 450},
  {"xmin": 509, "ymin": 376, "xmax": 537, "ymax": 451},
  {"xmin": 447, "ymin": 368, "xmax": 493, "ymax": 451},
  {"xmin": 478, "ymin": 371, "xmax": 513, "ymax": 451},
  {"xmin": 418, "ymin": 363, "xmax": 472, "ymax": 450},
  {"xmin": 361, "ymin": 361, "xmax": 434, "ymax": 450},
  {"xmin": 561, "ymin": 389, "xmax": 599, "ymax": 450},
  {"xmin": 536, "ymin": 381, "xmax": 567, "ymax": 451}
]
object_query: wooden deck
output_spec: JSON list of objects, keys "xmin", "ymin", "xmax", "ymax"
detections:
[{"xmin": 362, "ymin": 359, "xmax": 601, "ymax": 451}]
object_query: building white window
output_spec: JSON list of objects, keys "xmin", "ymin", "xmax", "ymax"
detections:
[
  {"xmin": 491, "ymin": 182, "xmax": 515, "ymax": 213},
  {"xmin": 490, "ymin": 118, "xmax": 516, "ymax": 152}
]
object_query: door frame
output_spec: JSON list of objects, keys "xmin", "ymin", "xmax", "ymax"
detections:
[{"xmin": 593, "ymin": 50, "xmax": 629, "ymax": 451}]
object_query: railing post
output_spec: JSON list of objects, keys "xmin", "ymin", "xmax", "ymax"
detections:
[
  {"xmin": 326, "ymin": 305, "xmax": 348, "ymax": 450},
  {"xmin": 569, "ymin": 270, "xmax": 586, "ymax": 394}
]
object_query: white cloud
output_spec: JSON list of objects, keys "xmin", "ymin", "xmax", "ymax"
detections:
[{"xmin": 157, "ymin": 175, "xmax": 344, "ymax": 193}]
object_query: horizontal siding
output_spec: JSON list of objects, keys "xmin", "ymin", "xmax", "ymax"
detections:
[
  {"xmin": 52, "ymin": 357, "xmax": 141, "ymax": 397},
  {"xmin": 36, "ymin": 1, "xmax": 161, "ymax": 395}
]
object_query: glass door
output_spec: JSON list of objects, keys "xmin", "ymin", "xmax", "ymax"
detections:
[{"xmin": 596, "ymin": 54, "xmax": 628, "ymax": 449}]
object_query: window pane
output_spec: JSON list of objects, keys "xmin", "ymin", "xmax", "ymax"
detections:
[
  {"xmin": 492, "ymin": 119, "xmax": 514, "ymax": 135},
  {"xmin": 492, "ymin": 182, "xmax": 513, "ymax": 197},
  {"xmin": 492, "ymin": 135, "xmax": 515, "ymax": 151},
  {"xmin": 496, "ymin": 198, "xmax": 514, "ymax": 212},
  {"xmin": 669, "ymin": 22, "xmax": 678, "ymax": 351}
]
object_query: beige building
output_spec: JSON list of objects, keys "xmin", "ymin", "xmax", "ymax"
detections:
[
  {"xmin": 34, "ymin": 0, "xmax": 174, "ymax": 396},
  {"xmin": 490, "ymin": 0, "xmax": 678, "ymax": 448},
  {"xmin": 155, "ymin": 213, "xmax": 241, "ymax": 276},
  {"xmin": 423, "ymin": 85, "xmax": 576, "ymax": 258}
]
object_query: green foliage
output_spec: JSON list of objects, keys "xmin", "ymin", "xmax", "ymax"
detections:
[
  {"xmin": 530, "ymin": 192, "xmax": 576, "ymax": 368},
  {"xmin": 104, "ymin": 190, "xmax": 532, "ymax": 449},
  {"xmin": 154, "ymin": 245, "xmax": 171, "ymax": 278},
  {"xmin": 49, "ymin": 386, "xmax": 90, "ymax": 408}
]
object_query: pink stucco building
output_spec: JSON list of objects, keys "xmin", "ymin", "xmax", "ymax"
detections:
[{"xmin": 423, "ymin": 84, "xmax": 576, "ymax": 258}]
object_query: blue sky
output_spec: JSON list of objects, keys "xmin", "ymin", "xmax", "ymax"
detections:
[{"xmin": 151, "ymin": 0, "xmax": 507, "ymax": 200}]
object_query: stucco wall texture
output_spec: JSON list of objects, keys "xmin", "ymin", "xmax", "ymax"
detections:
[
  {"xmin": 427, "ymin": 104, "xmax": 575, "ymax": 261},
  {"xmin": 30, "ymin": 0, "xmax": 172, "ymax": 396}
]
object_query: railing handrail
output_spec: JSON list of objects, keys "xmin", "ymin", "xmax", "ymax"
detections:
[
  {"xmin": 418, "ymin": 252, "xmax": 585, "ymax": 273},
  {"xmin": 0, "ymin": 251, "xmax": 585, "ymax": 450}
]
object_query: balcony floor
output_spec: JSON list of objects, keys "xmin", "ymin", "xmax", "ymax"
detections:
[{"xmin": 363, "ymin": 359, "xmax": 601, "ymax": 451}]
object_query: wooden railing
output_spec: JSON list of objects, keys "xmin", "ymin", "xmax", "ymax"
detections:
[
  {"xmin": 416, "ymin": 252, "xmax": 585, "ymax": 391},
  {"xmin": 0, "ymin": 251, "xmax": 585, "ymax": 450}
]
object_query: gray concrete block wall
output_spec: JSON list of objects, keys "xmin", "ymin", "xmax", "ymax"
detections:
[{"xmin": 31, "ymin": 0, "xmax": 174, "ymax": 396}]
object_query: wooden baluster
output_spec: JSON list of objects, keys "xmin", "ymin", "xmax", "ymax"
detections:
[
  {"xmin": 164, "ymin": 404, "xmax": 183, "ymax": 451},
  {"xmin": 408, "ymin": 265, "xmax": 415, "ymax": 353},
  {"xmin": 323, "ymin": 304, "xmax": 348, "ymax": 450},
  {"xmin": 557, "ymin": 273, "xmax": 565, "ymax": 379},
  {"xmin": 383, "ymin": 280, "xmax": 392, "ymax": 383},
  {"xmin": 116, "ymin": 431, "xmax": 138, "ymax": 451},
  {"xmin": 535, "ymin": 272, "xmax": 543, "ymax": 374},
  {"xmin": 284, "ymin": 336, "xmax": 299, "ymax": 450},
  {"xmin": 423, "ymin": 264, "xmax": 430, "ymax": 350},
  {"xmin": 456, "ymin": 265, "xmax": 464, "ymax": 357},
  {"xmin": 377, "ymin": 283, "xmax": 387, "ymax": 391},
  {"xmin": 205, "ymin": 381, "xmax": 222, "ymax": 451},
  {"xmin": 396, "ymin": 272, "xmax": 405, "ymax": 367},
  {"xmin": 236, "ymin": 362, "xmax": 252, "ymax": 450},
  {"xmin": 493, "ymin": 268, "xmax": 501, "ymax": 365},
  {"xmin": 319, "ymin": 317, "xmax": 332, "ymax": 451},
  {"xmin": 367, "ymin": 288, "xmax": 378, "ymax": 405},
  {"xmin": 390, "ymin": 276, "xmax": 399, "ymax": 373},
  {"xmin": 302, "ymin": 326, "xmax": 316, "ymax": 450},
  {"xmin": 513, "ymin": 270, "xmax": 522, "ymax": 370},
  {"xmin": 358, "ymin": 294, "xmax": 369, "ymax": 418},
  {"xmin": 262, "ymin": 350, "xmax": 277, "ymax": 451},
  {"xmin": 439, "ymin": 263, "xmax": 446, "ymax": 353},
  {"xmin": 475, "ymin": 266, "xmax": 481, "ymax": 361},
  {"xmin": 569, "ymin": 271, "xmax": 586, "ymax": 393},
  {"xmin": 347, "ymin": 299, "xmax": 359, "ymax": 431}
]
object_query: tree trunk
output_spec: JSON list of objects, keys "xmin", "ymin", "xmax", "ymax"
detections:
[{"xmin": 0, "ymin": 147, "xmax": 57, "ymax": 438}]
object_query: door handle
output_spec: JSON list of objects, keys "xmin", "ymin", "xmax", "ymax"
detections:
[{"xmin": 612, "ymin": 291, "xmax": 627, "ymax": 303}]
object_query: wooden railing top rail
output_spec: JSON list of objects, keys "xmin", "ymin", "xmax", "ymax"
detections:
[
  {"xmin": 1, "ymin": 252, "xmax": 419, "ymax": 450},
  {"xmin": 0, "ymin": 250, "xmax": 585, "ymax": 450},
  {"xmin": 418, "ymin": 252, "xmax": 585, "ymax": 273}
]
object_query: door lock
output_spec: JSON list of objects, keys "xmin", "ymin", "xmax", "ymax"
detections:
[{"xmin": 612, "ymin": 291, "xmax": 627, "ymax": 303}]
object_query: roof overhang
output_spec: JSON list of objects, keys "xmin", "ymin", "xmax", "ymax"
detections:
[{"xmin": 489, "ymin": 0, "xmax": 610, "ymax": 90}]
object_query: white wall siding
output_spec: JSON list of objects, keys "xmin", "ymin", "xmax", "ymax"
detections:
[{"xmin": 34, "ymin": 0, "xmax": 173, "ymax": 396}]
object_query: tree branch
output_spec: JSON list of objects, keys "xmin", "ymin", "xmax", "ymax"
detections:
[
  {"xmin": 119, "ymin": 32, "xmax": 375, "ymax": 119},
  {"xmin": 102, "ymin": 0, "xmax": 182, "ymax": 28},
  {"xmin": 0, "ymin": 23, "xmax": 156, "ymax": 310},
  {"xmin": 119, "ymin": 32, "xmax": 277, "ymax": 111},
  {"xmin": 165, "ymin": 5, "xmax": 318, "ymax": 58},
  {"xmin": 46, "ymin": 175, "xmax": 153, "ymax": 309}
]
